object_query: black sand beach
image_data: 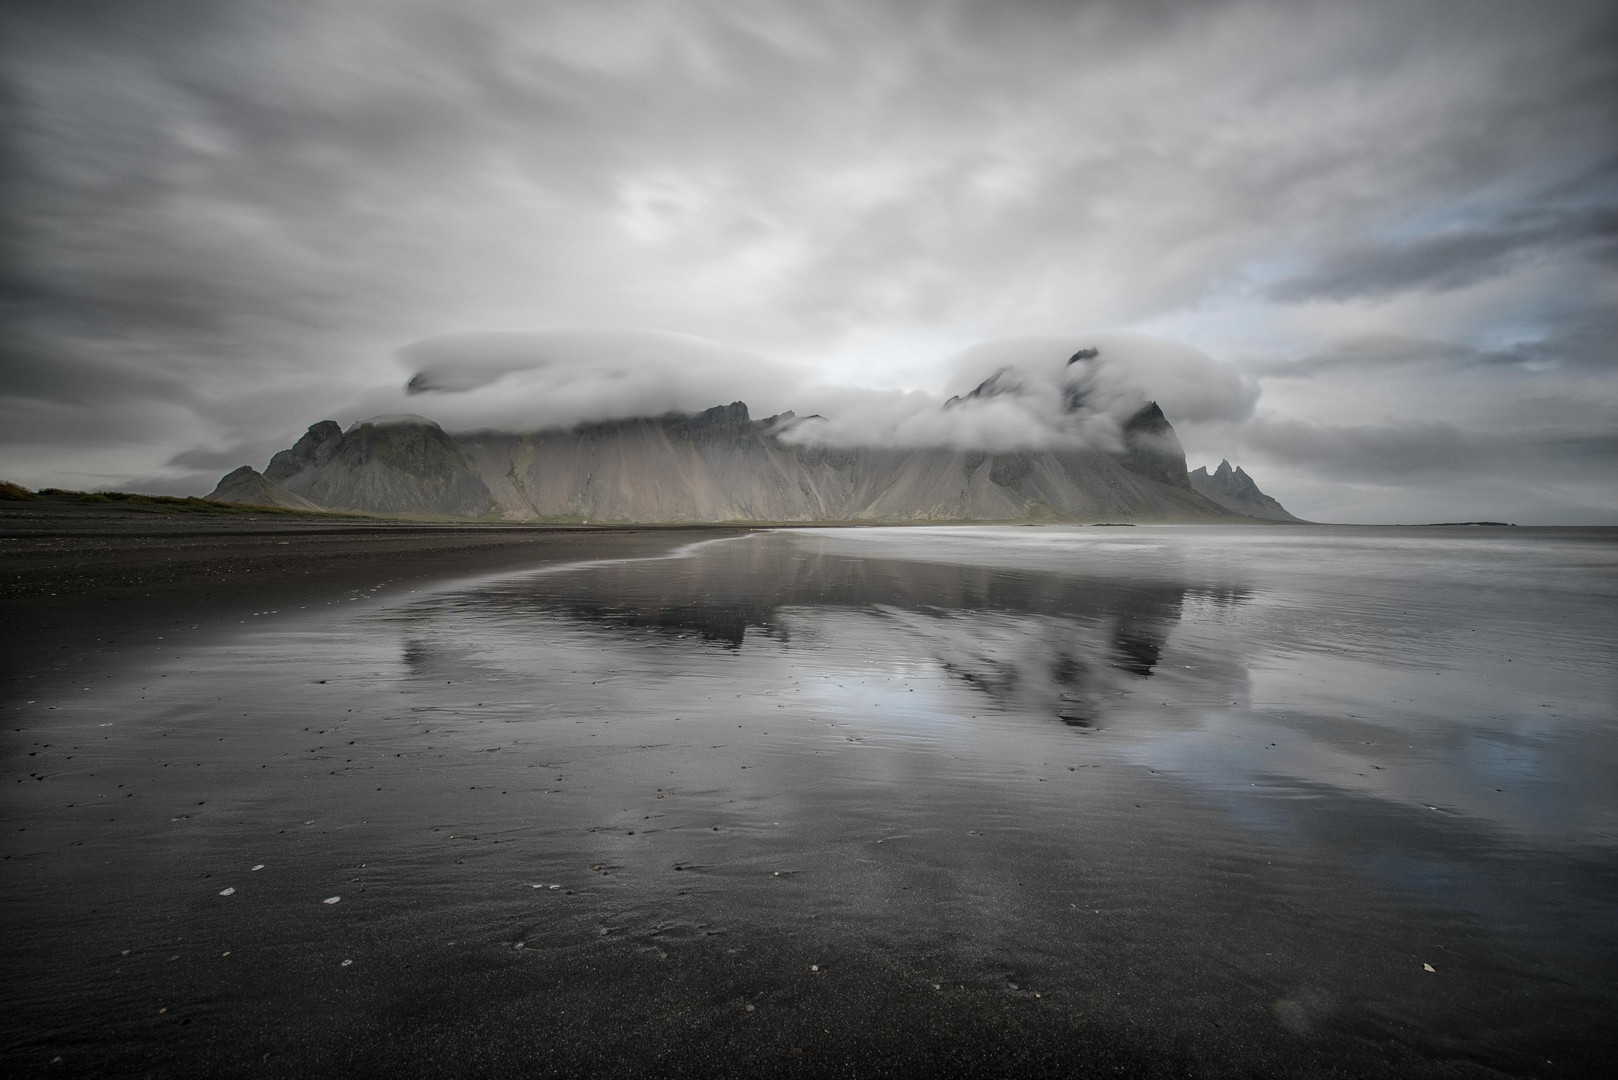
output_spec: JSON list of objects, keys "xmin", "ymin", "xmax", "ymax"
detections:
[
  {"xmin": 3, "ymin": 511, "xmax": 1616, "ymax": 1078},
  {"xmin": 0, "ymin": 503, "xmax": 744, "ymax": 679}
]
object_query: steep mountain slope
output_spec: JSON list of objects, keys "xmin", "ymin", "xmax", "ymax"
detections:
[
  {"xmin": 242, "ymin": 402, "xmax": 1234, "ymax": 522},
  {"xmin": 265, "ymin": 420, "xmax": 343, "ymax": 483},
  {"xmin": 459, "ymin": 402, "xmax": 1227, "ymax": 522},
  {"xmin": 1114, "ymin": 403, "xmax": 1192, "ymax": 489},
  {"xmin": 270, "ymin": 415, "xmax": 495, "ymax": 517},
  {"xmin": 1189, "ymin": 460, "xmax": 1300, "ymax": 521}
]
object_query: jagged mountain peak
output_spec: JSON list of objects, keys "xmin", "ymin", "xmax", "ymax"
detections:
[
  {"xmin": 264, "ymin": 420, "xmax": 343, "ymax": 483},
  {"xmin": 1114, "ymin": 401, "xmax": 1191, "ymax": 490},
  {"xmin": 258, "ymin": 414, "xmax": 494, "ymax": 517},
  {"xmin": 944, "ymin": 367, "xmax": 1027, "ymax": 409},
  {"xmin": 1189, "ymin": 460, "xmax": 1300, "ymax": 522},
  {"xmin": 229, "ymin": 396, "xmax": 1244, "ymax": 522}
]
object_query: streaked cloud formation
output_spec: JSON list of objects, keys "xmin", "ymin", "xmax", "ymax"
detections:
[{"xmin": 0, "ymin": 0, "xmax": 1613, "ymax": 521}]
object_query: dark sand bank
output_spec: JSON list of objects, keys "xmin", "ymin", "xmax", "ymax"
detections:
[
  {"xmin": 0, "ymin": 502, "xmax": 744, "ymax": 683},
  {"xmin": 3, "ymin": 517, "xmax": 1615, "ymax": 1078}
]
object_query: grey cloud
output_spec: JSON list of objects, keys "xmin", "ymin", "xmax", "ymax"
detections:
[
  {"xmin": 1476, "ymin": 309, "xmax": 1618, "ymax": 372},
  {"xmin": 0, "ymin": 0, "xmax": 1614, "ymax": 517},
  {"xmin": 388, "ymin": 328, "xmax": 1254, "ymax": 452},
  {"xmin": 1247, "ymin": 307, "xmax": 1618, "ymax": 379},
  {"xmin": 1244, "ymin": 336, "xmax": 1476, "ymax": 379},
  {"xmin": 0, "ymin": 333, "xmax": 197, "ymax": 406},
  {"xmin": 1223, "ymin": 415, "xmax": 1618, "ymax": 491},
  {"xmin": 164, "ymin": 440, "xmax": 284, "ymax": 472},
  {"xmin": 1241, "ymin": 418, "xmax": 1477, "ymax": 479},
  {"xmin": 1266, "ymin": 205, "xmax": 1618, "ymax": 303},
  {"xmin": 385, "ymin": 327, "xmax": 803, "ymax": 432},
  {"xmin": 1175, "ymin": 410, "xmax": 1618, "ymax": 525}
]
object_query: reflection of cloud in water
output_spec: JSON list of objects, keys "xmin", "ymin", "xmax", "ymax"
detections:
[
  {"xmin": 388, "ymin": 526, "xmax": 1617, "ymax": 852},
  {"xmin": 427, "ymin": 532, "xmax": 1247, "ymax": 734}
]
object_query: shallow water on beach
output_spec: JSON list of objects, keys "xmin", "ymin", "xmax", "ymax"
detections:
[{"xmin": 4, "ymin": 525, "xmax": 1617, "ymax": 1076}]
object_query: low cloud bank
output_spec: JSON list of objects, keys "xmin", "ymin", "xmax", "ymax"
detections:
[
  {"xmin": 390, "ymin": 328, "xmax": 803, "ymax": 432},
  {"xmin": 383, "ymin": 327, "xmax": 1257, "ymax": 452}
]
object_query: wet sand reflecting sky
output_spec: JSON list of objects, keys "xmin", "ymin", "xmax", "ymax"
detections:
[{"xmin": 4, "ymin": 526, "xmax": 1616, "ymax": 1076}]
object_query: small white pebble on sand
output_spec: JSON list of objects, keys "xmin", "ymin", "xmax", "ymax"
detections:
[
  {"xmin": 323, "ymin": 896, "xmax": 341, "ymax": 905},
  {"xmin": 251, "ymin": 864, "xmax": 265, "ymax": 871},
  {"xmin": 810, "ymin": 964, "xmax": 819, "ymax": 973},
  {"xmin": 1423, "ymin": 962, "xmax": 1436, "ymax": 972},
  {"xmin": 341, "ymin": 959, "xmax": 353, "ymax": 967},
  {"xmin": 218, "ymin": 887, "xmax": 235, "ymax": 896}
]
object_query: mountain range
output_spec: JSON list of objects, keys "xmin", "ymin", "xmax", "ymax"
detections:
[{"xmin": 209, "ymin": 400, "xmax": 1299, "ymax": 524}]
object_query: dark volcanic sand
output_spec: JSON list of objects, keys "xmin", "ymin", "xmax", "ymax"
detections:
[
  {"xmin": 0, "ymin": 503, "xmax": 743, "ymax": 680},
  {"xmin": 3, "ymin": 512, "xmax": 1616, "ymax": 1078}
]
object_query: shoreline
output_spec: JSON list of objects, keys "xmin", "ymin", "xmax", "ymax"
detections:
[
  {"xmin": 0, "ymin": 503, "xmax": 746, "ymax": 700},
  {"xmin": 3, "ymin": 506, "xmax": 1597, "ymax": 697}
]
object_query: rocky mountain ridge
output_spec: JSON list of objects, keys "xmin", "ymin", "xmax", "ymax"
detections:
[
  {"xmin": 1189, "ymin": 459, "xmax": 1301, "ymax": 521},
  {"xmin": 211, "ymin": 395, "xmax": 1297, "ymax": 523}
]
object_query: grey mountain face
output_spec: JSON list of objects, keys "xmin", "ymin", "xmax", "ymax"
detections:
[
  {"xmin": 205, "ymin": 465, "xmax": 321, "ymax": 510},
  {"xmin": 264, "ymin": 420, "xmax": 343, "ymax": 483},
  {"xmin": 1188, "ymin": 460, "xmax": 1301, "ymax": 521},
  {"xmin": 232, "ymin": 401, "xmax": 1239, "ymax": 522},
  {"xmin": 1115, "ymin": 403, "xmax": 1192, "ymax": 489},
  {"xmin": 268, "ymin": 416, "xmax": 496, "ymax": 517}
]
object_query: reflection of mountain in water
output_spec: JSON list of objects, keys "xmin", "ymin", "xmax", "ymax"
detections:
[{"xmin": 451, "ymin": 533, "xmax": 1248, "ymax": 732}]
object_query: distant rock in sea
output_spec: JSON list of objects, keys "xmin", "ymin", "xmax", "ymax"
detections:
[
  {"xmin": 1188, "ymin": 460, "xmax": 1301, "ymax": 522},
  {"xmin": 229, "ymin": 400, "xmax": 1244, "ymax": 523},
  {"xmin": 205, "ymin": 466, "xmax": 321, "ymax": 511}
]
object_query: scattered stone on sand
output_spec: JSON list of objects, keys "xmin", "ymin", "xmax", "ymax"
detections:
[
  {"xmin": 323, "ymin": 896, "xmax": 341, "ymax": 904},
  {"xmin": 218, "ymin": 887, "xmax": 235, "ymax": 896}
]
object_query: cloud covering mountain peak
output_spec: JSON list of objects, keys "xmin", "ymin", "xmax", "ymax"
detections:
[{"xmin": 382, "ymin": 326, "xmax": 1257, "ymax": 452}]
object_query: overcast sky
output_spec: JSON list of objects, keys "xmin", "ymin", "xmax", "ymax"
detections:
[{"xmin": 2, "ymin": 0, "xmax": 1614, "ymax": 523}]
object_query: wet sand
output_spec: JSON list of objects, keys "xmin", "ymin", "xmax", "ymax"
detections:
[
  {"xmin": 3, "ymin": 513, "xmax": 1616, "ymax": 1077},
  {"xmin": 0, "ymin": 504, "xmax": 744, "ymax": 682}
]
